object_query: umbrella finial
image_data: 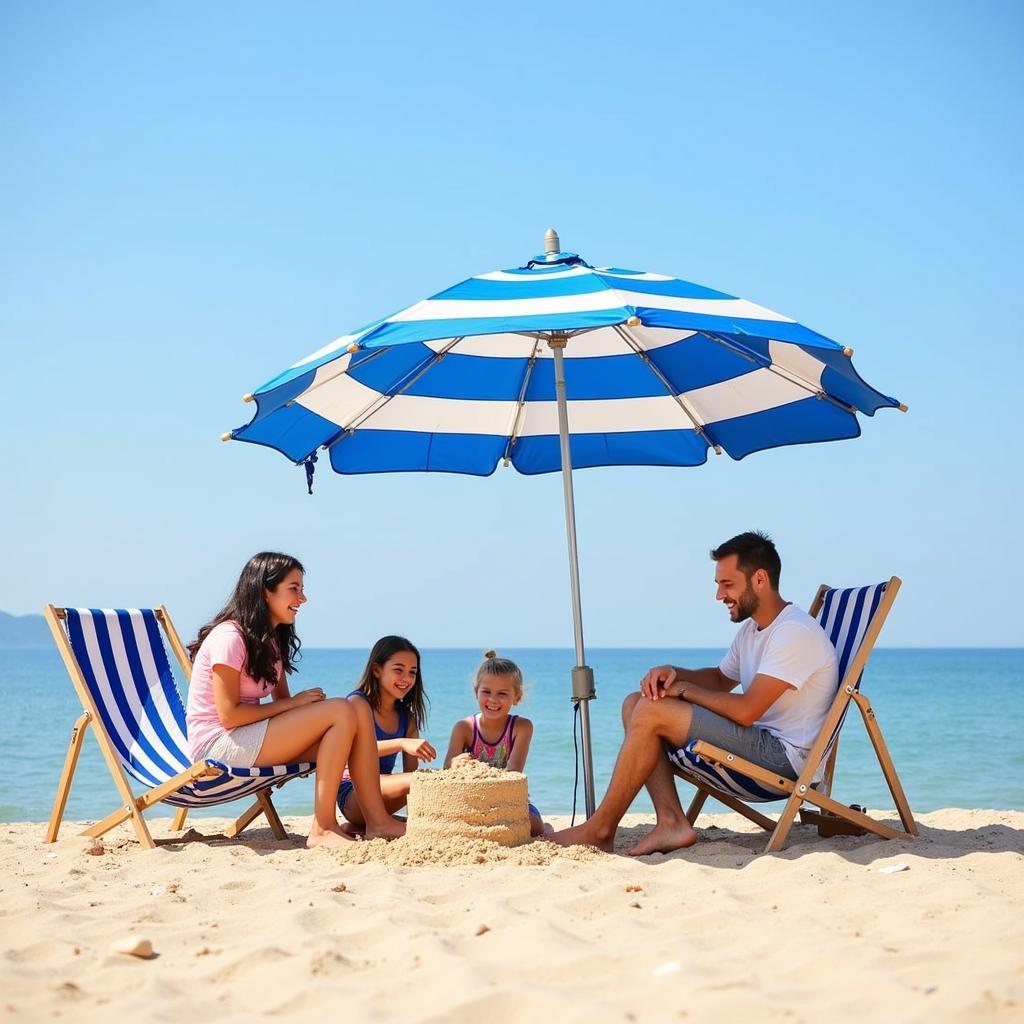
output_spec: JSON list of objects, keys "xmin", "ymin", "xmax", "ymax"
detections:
[{"xmin": 544, "ymin": 228, "xmax": 560, "ymax": 256}]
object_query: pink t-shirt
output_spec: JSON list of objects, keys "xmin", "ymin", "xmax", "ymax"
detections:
[{"xmin": 186, "ymin": 621, "xmax": 281, "ymax": 760}]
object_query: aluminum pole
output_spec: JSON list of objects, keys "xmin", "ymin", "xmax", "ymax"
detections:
[{"xmin": 549, "ymin": 335, "xmax": 596, "ymax": 817}]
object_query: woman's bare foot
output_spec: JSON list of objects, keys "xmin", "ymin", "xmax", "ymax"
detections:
[
  {"xmin": 625, "ymin": 821, "xmax": 698, "ymax": 856},
  {"xmin": 306, "ymin": 822, "xmax": 356, "ymax": 849},
  {"xmin": 365, "ymin": 815, "xmax": 406, "ymax": 841}
]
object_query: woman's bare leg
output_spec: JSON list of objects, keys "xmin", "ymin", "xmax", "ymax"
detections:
[{"xmin": 256, "ymin": 698, "xmax": 356, "ymax": 848}]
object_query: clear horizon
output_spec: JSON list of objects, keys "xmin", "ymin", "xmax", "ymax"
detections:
[{"xmin": 2, "ymin": 3, "xmax": 1021, "ymax": 648}]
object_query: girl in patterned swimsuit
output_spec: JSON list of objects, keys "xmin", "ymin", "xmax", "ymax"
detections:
[
  {"xmin": 337, "ymin": 635, "xmax": 436, "ymax": 830},
  {"xmin": 443, "ymin": 652, "xmax": 549, "ymax": 836}
]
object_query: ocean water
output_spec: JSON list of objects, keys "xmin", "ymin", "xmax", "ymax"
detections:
[{"xmin": 1, "ymin": 646, "xmax": 1021, "ymax": 825}]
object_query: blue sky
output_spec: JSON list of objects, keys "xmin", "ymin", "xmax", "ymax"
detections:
[{"xmin": 2, "ymin": 2, "xmax": 1021, "ymax": 648}]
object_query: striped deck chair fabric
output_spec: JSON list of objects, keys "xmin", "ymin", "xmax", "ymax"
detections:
[
  {"xmin": 45, "ymin": 606, "xmax": 313, "ymax": 848},
  {"xmin": 666, "ymin": 577, "xmax": 915, "ymax": 853},
  {"xmin": 667, "ymin": 582, "xmax": 890, "ymax": 802}
]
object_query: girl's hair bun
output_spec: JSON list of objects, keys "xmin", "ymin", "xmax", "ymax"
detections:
[{"xmin": 474, "ymin": 651, "xmax": 524, "ymax": 696}]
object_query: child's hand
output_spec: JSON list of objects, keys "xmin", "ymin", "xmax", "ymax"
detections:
[{"xmin": 402, "ymin": 737, "xmax": 437, "ymax": 762}]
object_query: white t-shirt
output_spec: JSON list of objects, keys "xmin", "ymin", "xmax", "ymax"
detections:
[{"xmin": 718, "ymin": 604, "xmax": 838, "ymax": 778}]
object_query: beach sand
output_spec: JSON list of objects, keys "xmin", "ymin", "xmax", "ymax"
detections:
[{"xmin": 2, "ymin": 809, "xmax": 1021, "ymax": 1022}]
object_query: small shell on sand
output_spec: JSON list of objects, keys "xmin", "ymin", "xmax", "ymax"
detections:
[{"xmin": 110, "ymin": 936, "xmax": 154, "ymax": 959}]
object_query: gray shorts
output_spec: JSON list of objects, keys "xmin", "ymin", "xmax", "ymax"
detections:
[
  {"xmin": 669, "ymin": 705, "xmax": 797, "ymax": 780},
  {"xmin": 196, "ymin": 720, "xmax": 269, "ymax": 768}
]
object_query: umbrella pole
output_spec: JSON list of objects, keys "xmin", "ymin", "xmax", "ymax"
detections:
[{"xmin": 549, "ymin": 337, "xmax": 597, "ymax": 817}]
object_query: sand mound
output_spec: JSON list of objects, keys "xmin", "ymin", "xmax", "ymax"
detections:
[
  {"xmin": 329, "ymin": 756, "xmax": 604, "ymax": 867},
  {"xmin": 326, "ymin": 833, "xmax": 602, "ymax": 867},
  {"xmin": 407, "ymin": 754, "xmax": 530, "ymax": 848}
]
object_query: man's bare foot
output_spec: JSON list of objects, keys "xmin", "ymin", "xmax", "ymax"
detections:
[
  {"xmin": 339, "ymin": 821, "xmax": 365, "ymax": 839},
  {"xmin": 365, "ymin": 815, "xmax": 406, "ymax": 841},
  {"xmin": 548, "ymin": 822, "xmax": 615, "ymax": 853},
  {"xmin": 625, "ymin": 821, "xmax": 698, "ymax": 856},
  {"xmin": 306, "ymin": 823, "xmax": 355, "ymax": 849}
]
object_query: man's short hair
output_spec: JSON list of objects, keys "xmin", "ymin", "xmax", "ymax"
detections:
[{"xmin": 710, "ymin": 531, "xmax": 781, "ymax": 590}]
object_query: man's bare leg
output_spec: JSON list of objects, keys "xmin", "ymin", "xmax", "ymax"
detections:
[
  {"xmin": 550, "ymin": 697, "xmax": 694, "ymax": 852},
  {"xmin": 617, "ymin": 693, "xmax": 698, "ymax": 855},
  {"xmin": 626, "ymin": 750, "xmax": 699, "ymax": 855}
]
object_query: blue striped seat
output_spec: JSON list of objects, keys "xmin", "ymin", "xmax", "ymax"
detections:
[
  {"xmin": 669, "ymin": 581, "xmax": 891, "ymax": 805},
  {"xmin": 46, "ymin": 606, "xmax": 313, "ymax": 847}
]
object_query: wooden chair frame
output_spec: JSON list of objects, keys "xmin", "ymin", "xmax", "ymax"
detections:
[
  {"xmin": 44, "ymin": 604, "xmax": 302, "ymax": 848},
  {"xmin": 674, "ymin": 577, "xmax": 918, "ymax": 853}
]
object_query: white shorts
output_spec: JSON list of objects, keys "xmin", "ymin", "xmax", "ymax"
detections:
[{"xmin": 197, "ymin": 720, "xmax": 269, "ymax": 768}]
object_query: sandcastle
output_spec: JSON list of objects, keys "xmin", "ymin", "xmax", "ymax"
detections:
[{"xmin": 406, "ymin": 754, "xmax": 531, "ymax": 848}]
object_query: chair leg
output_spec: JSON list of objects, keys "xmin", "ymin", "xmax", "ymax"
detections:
[
  {"xmin": 674, "ymin": 769, "xmax": 779, "ymax": 832},
  {"xmin": 127, "ymin": 807, "xmax": 156, "ymax": 848},
  {"xmin": 171, "ymin": 807, "xmax": 189, "ymax": 832},
  {"xmin": 224, "ymin": 797, "xmax": 267, "ymax": 839},
  {"xmin": 799, "ymin": 788, "xmax": 904, "ymax": 840},
  {"xmin": 46, "ymin": 713, "xmax": 91, "ymax": 843},
  {"xmin": 706, "ymin": 788, "xmax": 779, "ymax": 832},
  {"xmin": 225, "ymin": 791, "xmax": 289, "ymax": 840},
  {"xmin": 81, "ymin": 801, "xmax": 156, "ymax": 849},
  {"xmin": 257, "ymin": 791, "xmax": 287, "ymax": 840},
  {"xmin": 686, "ymin": 787, "xmax": 709, "ymax": 825},
  {"xmin": 853, "ymin": 693, "xmax": 918, "ymax": 836},
  {"xmin": 764, "ymin": 792, "xmax": 805, "ymax": 854}
]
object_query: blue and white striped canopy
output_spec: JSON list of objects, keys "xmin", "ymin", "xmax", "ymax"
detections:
[{"xmin": 231, "ymin": 248, "xmax": 902, "ymax": 476}]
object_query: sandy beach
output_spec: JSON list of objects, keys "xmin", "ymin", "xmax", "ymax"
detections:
[{"xmin": 2, "ymin": 809, "xmax": 1021, "ymax": 1023}]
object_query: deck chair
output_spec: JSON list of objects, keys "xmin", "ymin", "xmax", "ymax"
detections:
[
  {"xmin": 669, "ymin": 577, "xmax": 917, "ymax": 853},
  {"xmin": 44, "ymin": 605, "xmax": 314, "ymax": 849}
]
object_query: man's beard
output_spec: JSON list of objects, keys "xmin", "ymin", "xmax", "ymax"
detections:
[{"xmin": 731, "ymin": 582, "xmax": 760, "ymax": 622}]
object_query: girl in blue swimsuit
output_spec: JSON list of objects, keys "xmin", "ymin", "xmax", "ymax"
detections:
[
  {"xmin": 337, "ymin": 636, "xmax": 435, "ymax": 828},
  {"xmin": 443, "ymin": 651, "xmax": 549, "ymax": 836}
]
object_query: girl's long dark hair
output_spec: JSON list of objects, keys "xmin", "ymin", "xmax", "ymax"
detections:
[
  {"xmin": 188, "ymin": 552, "xmax": 305, "ymax": 688},
  {"xmin": 355, "ymin": 635, "xmax": 428, "ymax": 729}
]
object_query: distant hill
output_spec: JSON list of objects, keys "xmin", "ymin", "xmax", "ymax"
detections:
[{"xmin": 0, "ymin": 612, "xmax": 52, "ymax": 648}]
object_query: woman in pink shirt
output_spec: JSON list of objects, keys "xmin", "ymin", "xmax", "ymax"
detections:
[{"xmin": 186, "ymin": 552, "xmax": 404, "ymax": 849}]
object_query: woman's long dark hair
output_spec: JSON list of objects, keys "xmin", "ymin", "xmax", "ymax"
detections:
[
  {"xmin": 355, "ymin": 635, "xmax": 428, "ymax": 729},
  {"xmin": 188, "ymin": 552, "xmax": 305, "ymax": 688}
]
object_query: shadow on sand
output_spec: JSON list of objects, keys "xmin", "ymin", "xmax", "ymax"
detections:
[{"xmin": 615, "ymin": 813, "xmax": 1024, "ymax": 869}]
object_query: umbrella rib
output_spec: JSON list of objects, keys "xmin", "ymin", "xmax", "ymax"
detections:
[
  {"xmin": 700, "ymin": 332, "xmax": 856, "ymax": 414},
  {"xmin": 321, "ymin": 337, "xmax": 466, "ymax": 452},
  {"xmin": 284, "ymin": 345, "xmax": 391, "ymax": 409},
  {"xmin": 613, "ymin": 325, "xmax": 722, "ymax": 453},
  {"xmin": 503, "ymin": 337, "xmax": 541, "ymax": 464}
]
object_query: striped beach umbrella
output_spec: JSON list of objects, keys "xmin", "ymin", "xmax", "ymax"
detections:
[{"xmin": 225, "ymin": 230, "xmax": 905, "ymax": 814}]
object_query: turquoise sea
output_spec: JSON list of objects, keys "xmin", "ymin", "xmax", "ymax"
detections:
[{"xmin": 2, "ymin": 647, "xmax": 1021, "ymax": 824}]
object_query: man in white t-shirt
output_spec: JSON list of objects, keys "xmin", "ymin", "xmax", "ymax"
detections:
[{"xmin": 551, "ymin": 531, "xmax": 838, "ymax": 855}]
